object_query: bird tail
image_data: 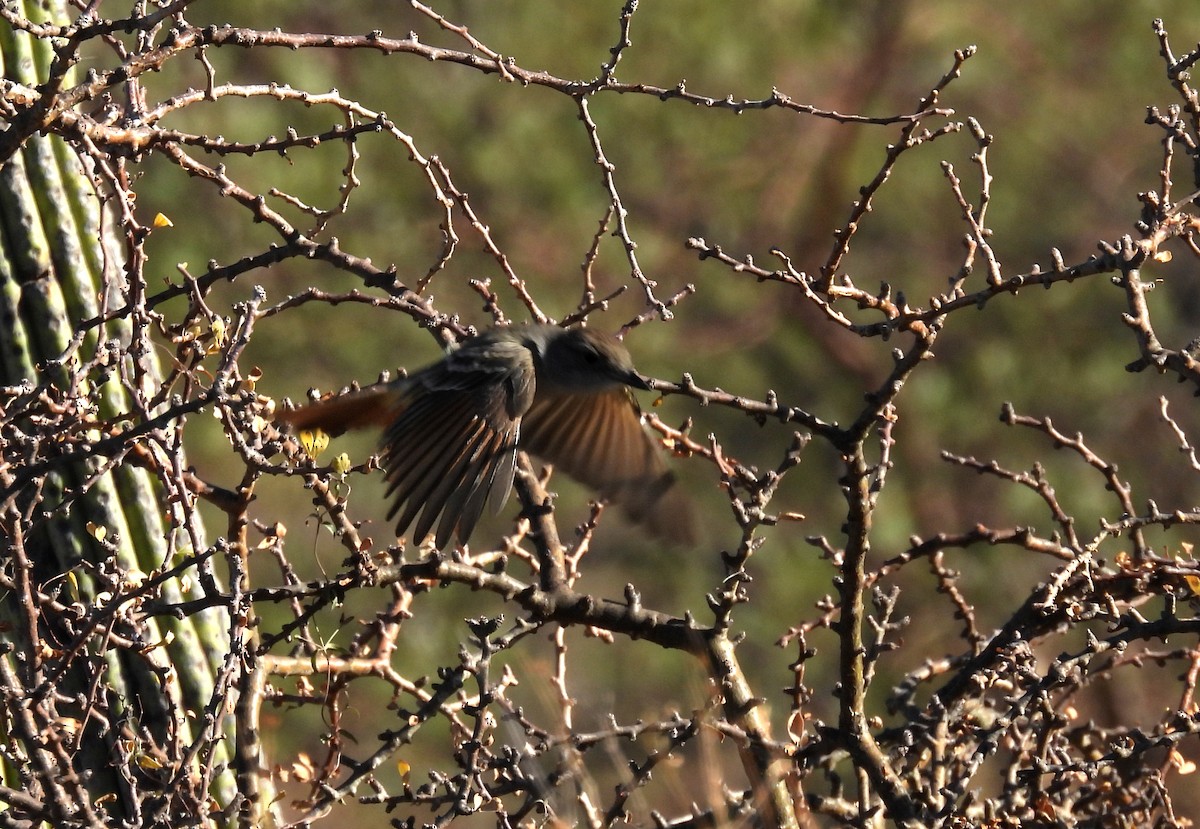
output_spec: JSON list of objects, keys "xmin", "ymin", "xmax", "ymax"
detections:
[{"xmin": 278, "ymin": 386, "xmax": 400, "ymax": 437}]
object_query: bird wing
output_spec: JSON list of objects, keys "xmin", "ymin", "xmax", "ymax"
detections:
[
  {"xmin": 277, "ymin": 385, "xmax": 400, "ymax": 436},
  {"xmin": 520, "ymin": 388, "xmax": 694, "ymax": 544},
  {"xmin": 382, "ymin": 336, "xmax": 535, "ymax": 548}
]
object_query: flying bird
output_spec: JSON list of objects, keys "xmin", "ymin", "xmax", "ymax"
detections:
[{"xmin": 279, "ymin": 324, "xmax": 692, "ymax": 548}]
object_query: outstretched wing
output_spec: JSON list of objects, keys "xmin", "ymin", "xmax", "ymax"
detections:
[
  {"xmin": 520, "ymin": 388, "xmax": 694, "ymax": 544},
  {"xmin": 278, "ymin": 386, "xmax": 400, "ymax": 436},
  {"xmin": 382, "ymin": 335, "xmax": 536, "ymax": 548}
]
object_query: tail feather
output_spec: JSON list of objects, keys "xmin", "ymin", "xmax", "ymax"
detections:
[{"xmin": 278, "ymin": 386, "xmax": 399, "ymax": 437}]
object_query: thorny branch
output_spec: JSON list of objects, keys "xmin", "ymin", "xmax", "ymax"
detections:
[{"xmin": 3, "ymin": 4, "xmax": 1200, "ymax": 829}]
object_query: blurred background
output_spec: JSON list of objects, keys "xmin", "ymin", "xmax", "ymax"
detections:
[{"xmin": 120, "ymin": 1, "xmax": 1200, "ymax": 821}]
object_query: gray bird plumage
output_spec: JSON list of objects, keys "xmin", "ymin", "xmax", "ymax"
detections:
[{"xmin": 280, "ymin": 325, "xmax": 693, "ymax": 548}]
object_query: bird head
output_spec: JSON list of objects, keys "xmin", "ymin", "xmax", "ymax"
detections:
[{"xmin": 532, "ymin": 327, "xmax": 652, "ymax": 393}]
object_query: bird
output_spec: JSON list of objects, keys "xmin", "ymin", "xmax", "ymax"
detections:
[{"xmin": 278, "ymin": 324, "xmax": 693, "ymax": 549}]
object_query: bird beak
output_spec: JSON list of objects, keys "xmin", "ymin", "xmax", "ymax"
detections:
[{"xmin": 626, "ymin": 371, "xmax": 654, "ymax": 391}]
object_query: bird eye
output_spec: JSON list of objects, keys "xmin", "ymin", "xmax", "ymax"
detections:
[{"xmin": 583, "ymin": 347, "xmax": 601, "ymax": 364}]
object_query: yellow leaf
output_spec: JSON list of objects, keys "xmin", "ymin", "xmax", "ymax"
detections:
[
  {"xmin": 55, "ymin": 717, "xmax": 81, "ymax": 737},
  {"xmin": 299, "ymin": 429, "xmax": 330, "ymax": 458},
  {"xmin": 291, "ymin": 753, "xmax": 316, "ymax": 782},
  {"xmin": 137, "ymin": 753, "xmax": 164, "ymax": 770},
  {"xmin": 1170, "ymin": 748, "xmax": 1196, "ymax": 775},
  {"xmin": 153, "ymin": 212, "xmax": 174, "ymax": 228},
  {"xmin": 245, "ymin": 366, "xmax": 263, "ymax": 391},
  {"xmin": 207, "ymin": 317, "xmax": 227, "ymax": 353}
]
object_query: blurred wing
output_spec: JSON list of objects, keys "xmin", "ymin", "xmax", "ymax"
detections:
[
  {"xmin": 521, "ymin": 389, "xmax": 694, "ymax": 544},
  {"xmin": 383, "ymin": 339, "xmax": 535, "ymax": 548},
  {"xmin": 278, "ymin": 386, "xmax": 400, "ymax": 436}
]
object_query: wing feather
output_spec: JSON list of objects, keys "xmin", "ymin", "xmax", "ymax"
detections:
[
  {"xmin": 378, "ymin": 335, "xmax": 533, "ymax": 547},
  {"xmin": 522, "ymin": 389, "xmax": 694, "ymax": 543},
  {"xmin": 279, "ymin": 386, "xmax": 399, "ymax": 436},
  {"xmin": 414, "ymin": 418, "xmax": 490, "ymax": 546},
  {"xmin": 282, "ymin": 327, "xmax": 692, "ymax": 547}
]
